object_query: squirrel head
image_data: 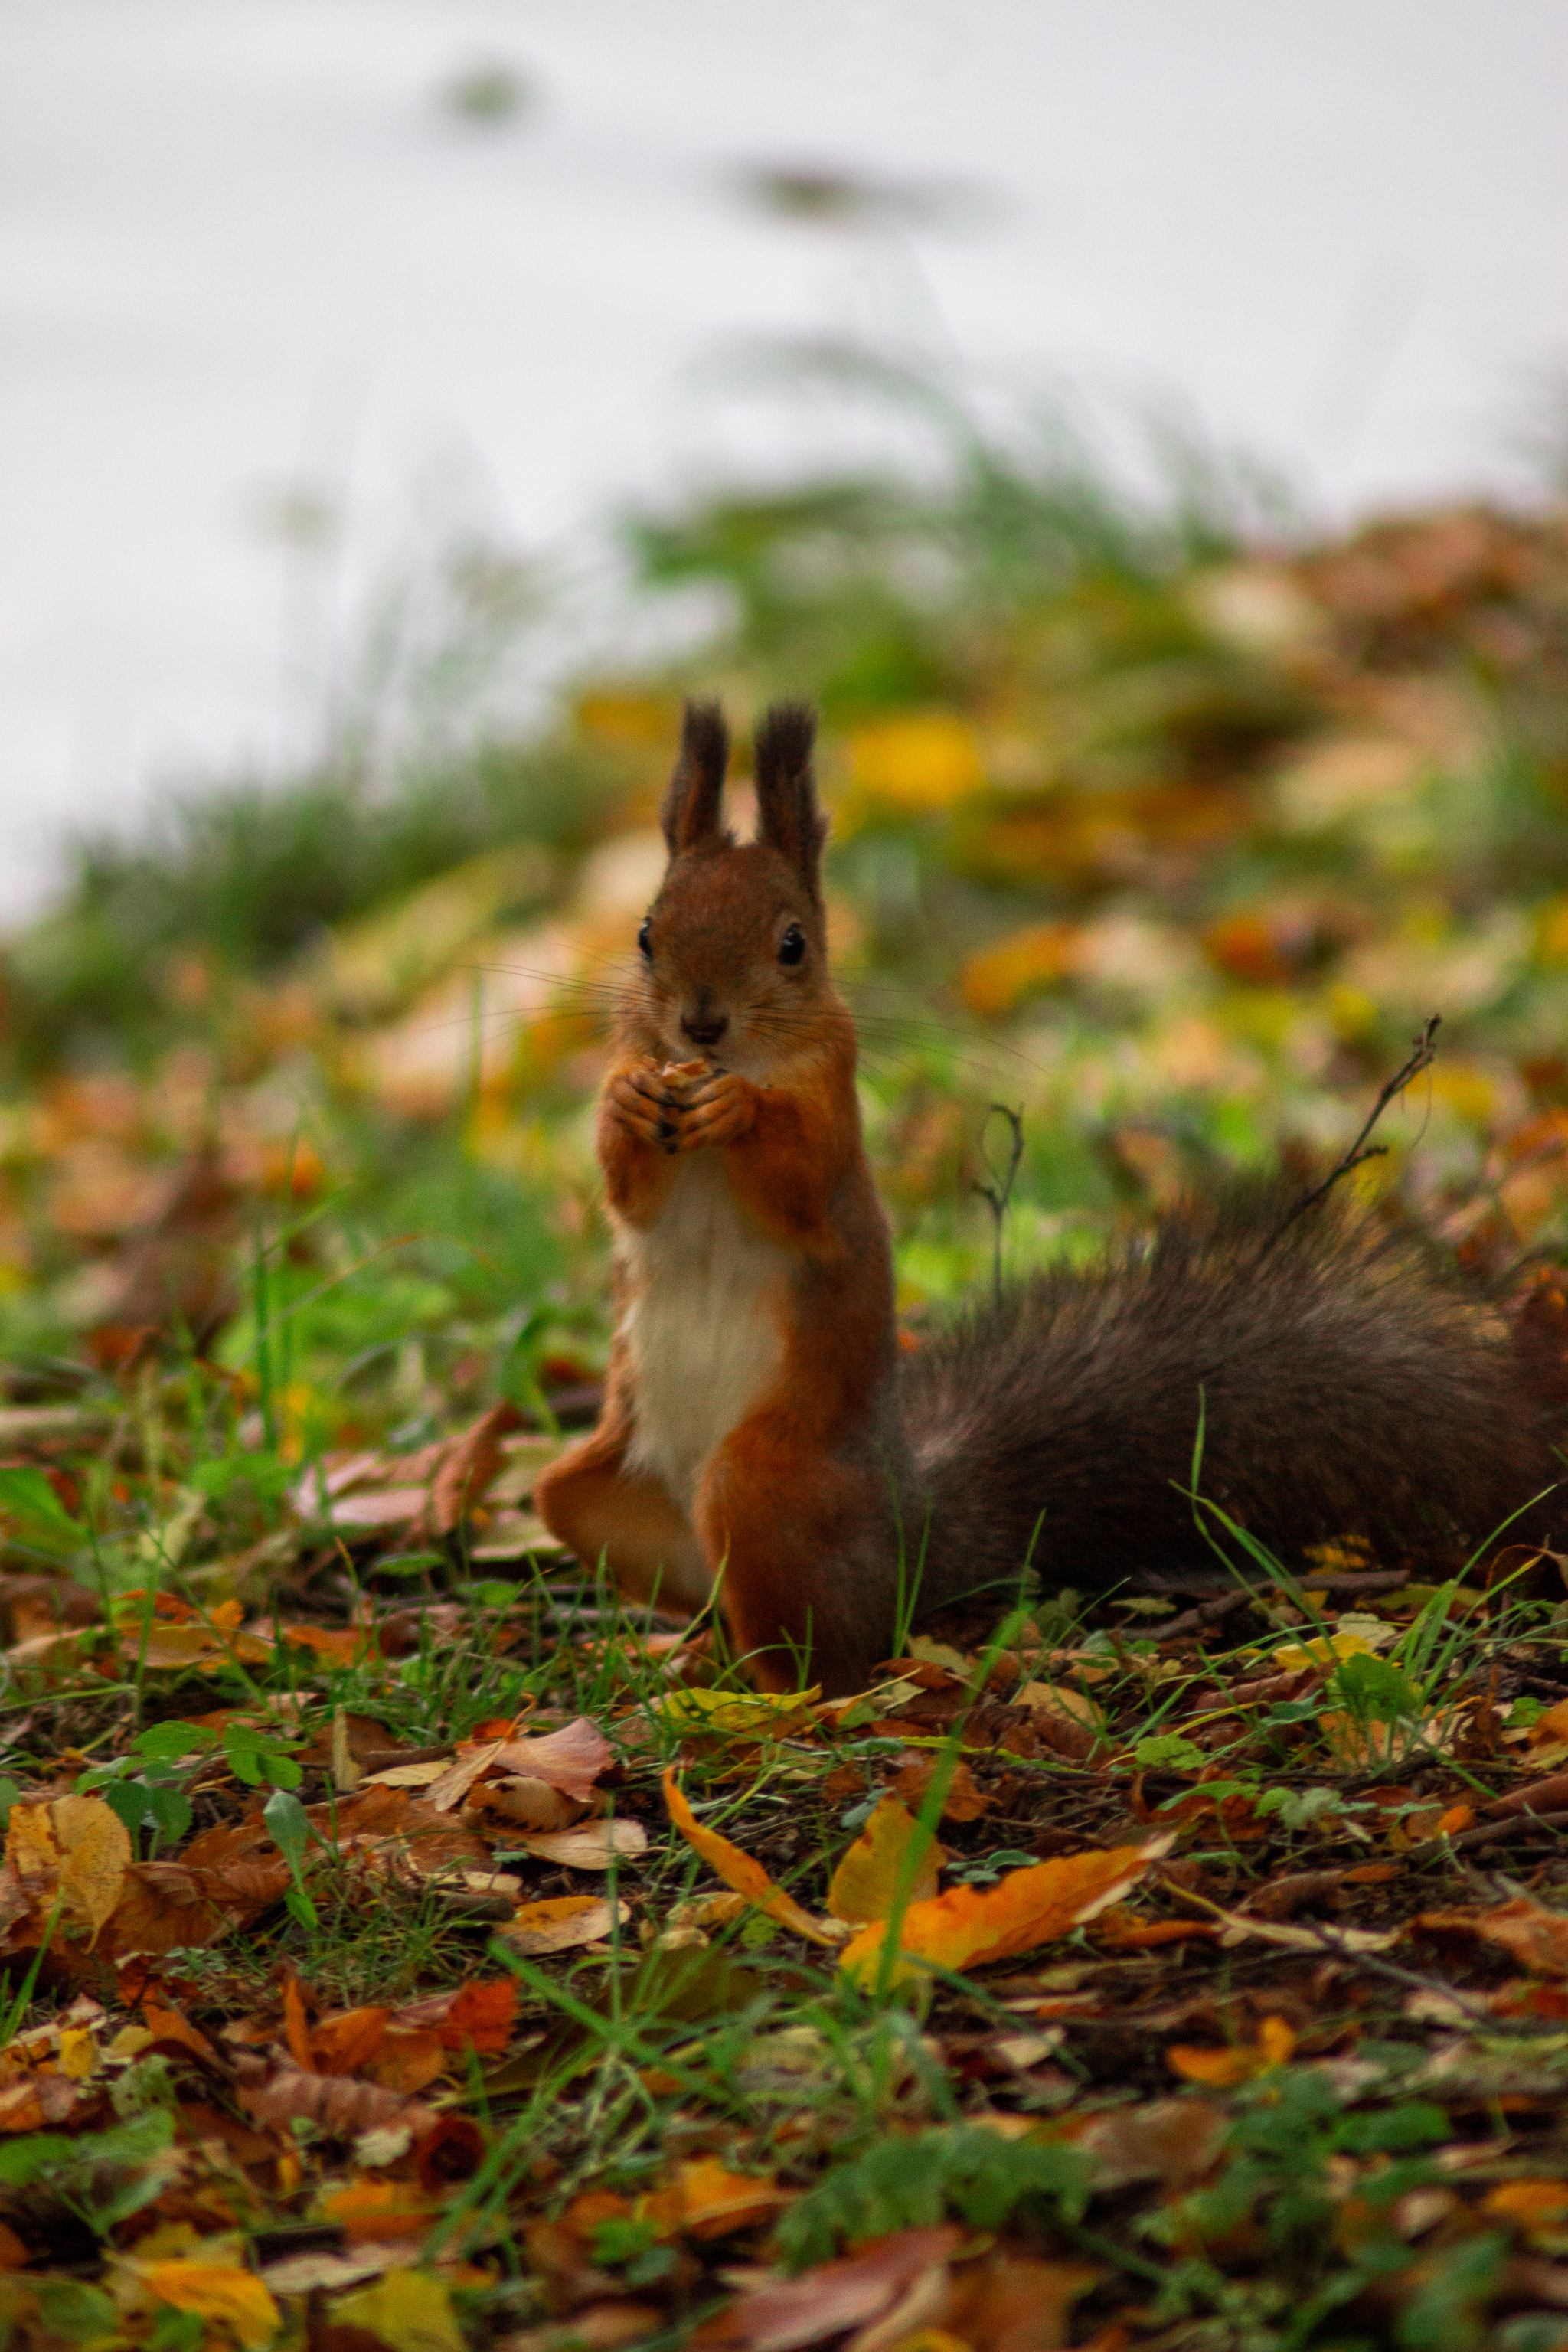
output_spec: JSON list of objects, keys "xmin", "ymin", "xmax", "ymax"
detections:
[{"xmin": 627, "ymin": 700, "xmax": 838, "ymax": 1073}]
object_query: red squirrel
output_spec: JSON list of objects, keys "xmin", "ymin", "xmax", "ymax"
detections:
[{"xmin": 536, "ymin": 700, "xmax": 1568, "ymax": 1694}]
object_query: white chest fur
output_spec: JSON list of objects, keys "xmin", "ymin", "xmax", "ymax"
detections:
[{"xmin": 619, "ymin": 1155, "xmax": 788, "ymax": 1512}]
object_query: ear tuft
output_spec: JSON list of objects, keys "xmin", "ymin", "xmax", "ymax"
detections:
[
  {"xmin": 661, "ymin": 700, "xmax": 732, "ymax": 854},
  {"xmin": 753, "ymin": 702, "xmax": 827, "ymax": 887}
]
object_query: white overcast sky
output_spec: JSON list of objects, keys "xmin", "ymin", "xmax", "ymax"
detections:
[{"xmin": 2, "ymin": 0, "xmax": 1566, "ymax": 917}]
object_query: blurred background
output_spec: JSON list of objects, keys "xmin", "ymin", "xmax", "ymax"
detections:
[{"xmin": 4, "ymin": 0, "xmax": 1568, "ymax": 1485}]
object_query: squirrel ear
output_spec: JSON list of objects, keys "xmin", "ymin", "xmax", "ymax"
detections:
[
  {"xmin": 661, "ymin": 700, "xmax": 731, "ymax": 855},
  {"xmin": 753, "ymin": 702, "xmax": 827, "ymax": 887}
]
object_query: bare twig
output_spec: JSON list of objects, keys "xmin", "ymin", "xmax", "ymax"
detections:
[
  {"xmin": 1272, "ymin": 1015, "xmax": 1442, "ymax": 1242},
  {"xmin": 973, "ymin": 1102, "xmax": 1026, "ymax": 1310}
]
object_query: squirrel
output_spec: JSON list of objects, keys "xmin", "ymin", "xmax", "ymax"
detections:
[{"xmin": 535, "ymin": 698, "xmax": 1568, "ymax": 1696}]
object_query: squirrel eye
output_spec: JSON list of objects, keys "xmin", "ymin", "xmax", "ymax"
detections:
[
  {"xmin": 778, "ymin": 923, "xmax": 807, "ymax": 967},
  {"xmin": 637, "ymin": 917, "xmax": 652, "ymax": 959}
]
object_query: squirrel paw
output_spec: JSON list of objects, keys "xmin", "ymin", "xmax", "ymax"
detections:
[
  {"xmin": 675, "ymin": 1070, "xmax": 757, "ymax": 1150},
  {"xmin": 606, "ymin": 1067, "xmax": 681, "ymax": 1152}
]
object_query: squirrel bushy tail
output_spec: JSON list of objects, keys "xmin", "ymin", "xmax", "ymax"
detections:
[{"xmin": 902, "ymin": 1181, "xmax": 1568, "ymax": 1614}]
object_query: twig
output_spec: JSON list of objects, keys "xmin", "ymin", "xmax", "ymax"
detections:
[
  {"xmin": 1154, "ymin": 1591, "xmax": 1255, "ymax": 1643},
  {"xmin": 973, "ymin": 1103, "xmax": 1026, "ymax": 1311},
  {"xmin": 1272, "ymin": 1015, "xmax": 1442, "ymax": 1242}
]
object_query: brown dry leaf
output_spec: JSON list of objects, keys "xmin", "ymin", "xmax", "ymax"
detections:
[
  {"xmin": 514, "ymin": 1818, "xmax": 647, "ymax": 1871},
  {"xmin": 891, "ymin": 1755, "xmax": 991, "ymax": 1821},
  {"xmin": 664, "ymin": 1769, "xmax": 844, "ymax": 1946},
  {"xmin": 500, "ymin": 1895, "xmax": 622, "ymax": 1955},
  {"xmin": 239, "ymin": 2059, "xmax": 436, "ymax": 2143},
  {"xmin": 945, "ymin": 2252, "xmax": 1101, "ymax": 2352},
  {"xmin": 839, "ymin": 1839, "xmax": 1169, "ymax": 1987},
  {"xmin": 694, "ymin": 2227, "xmax": 962, "ymax": 2352},
  {"xmin": 1073, "ymin": 2096, "xmax": 1228, "ymax": 2193},
  {"xmin": 637, "ymin": 2157, "xmax": 794, "ymax": 2240},
  {"xmin": 470, "ymin": 1775, "xmax": 583, "ymax": 1831},
  {"xmin": 425, "ymin": 1400, "xmax": 526, "ymax": 1534},
  {"xmin": 367, "ymin": 2027, "xmax": 446, "ymax": 2094},
  {"xmin": 826, "ymin": 1799, "xmax": 941, "ymax": 1924},
  {"xmin": 492, "ymin": 1717, "xmax": 613, "ymax": 1802},
  {"xmin": 1168, "ymin": 2014, "xmax": 1296, "ymax": 2086},
  {"xmin": 142, "ymin": 1995, "xmax": 222, "ymax": 2067},
  {"xmin": 1419, "ymin": 1894, "xmax": 1568, "ymax": 1975}
]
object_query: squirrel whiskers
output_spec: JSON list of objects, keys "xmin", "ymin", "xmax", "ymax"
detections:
[{"xmin": 535, "ymin": 701, "xmax": 1568, "ymax": 1694}]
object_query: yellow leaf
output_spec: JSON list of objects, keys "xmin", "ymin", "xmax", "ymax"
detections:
[
  {"xmin": 1273, "ymin": 1631, "xmax": 1377, "ymax": 1674},
  {"xmin": 827, "ymin": 1798, "xmax": 940, "ymax": 1924},
  {"xmin": 135, "ymin": 2262, "xmax": 281, "ymax": 2350},
  {"xmin": 50, "ymin": 1795, "xmax": 131, "ymax": 1946},
  {"xmin": 839, "ymin": 1839, "xmax": 1167, "ymax": 1987},
  {"xmin": 657, "ymin": 1685, "xmax": 820, "ymax": 1737},
  {"xmin": 848, "ymin": 715, "xmax": 985, "ymax": 811},
  {"xmin": 57, "ymin": 2027, "xmax": 96, "ymax": 2081},
  {"xmin": 332, "ymin": 2268, "xmax": 464, "ymax": 2352},
  {"xmin": 662, "ymin": 1769, "xmax": 844, "ymax": 1946}
]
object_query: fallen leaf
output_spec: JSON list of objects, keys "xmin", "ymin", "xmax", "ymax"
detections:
[
  {"xmin": 1419, "ymin": 1896, "xmax": 1568, "ymax": 1976},
  {"xmin": 492, "ymin": 1717, "xmax": 613, "ymax": 1803},
  {"xmin": 499, "ymin": 1895, "xmax": 622, "ymax": 1955},
  {"xmin": 426, "ymin": 1400, "xmax": 525, "ymax": 1534},
  {"xmin": 1485, "ymin": 2178, "xmax": 1568, "ymax": 2230},
  {"xmin": 330, "ymin": 2266, "xmax": 466, "ymax": 2352},
  {"xmin": 1529, "ymin": 1700, "xmax": 1568, "ymax": 1748},
  {"xmin": 1168, "ymin": 2015, "xmax": 1296, "ymax": 2086},
  {"xmin": 696, "ymin": 2227, "xmax": 962, "ymax": 2352},
  {"xmin": 945, "ymin": 2252, "xmax": 1101, "ymax": 2352},
  {"xmin": 839, "ymin": 1840, "xmax": 1170, "ymax": 1987},
  {"xmin": 515, "ymin": 1818, "xmax": 648, "ymax": 1870},
  {"xmin": 658, "ymin": 1687, "xmax": 822, "ymax": 1738},
  {"xmin": 638, "ymin": 2157, "xmax": 794, "ymax": 2239},
  {"xmin": 827, "ymin": 1799, "xmax": 940, "ymax": 1924},
  {"xmin": 131, "ymin": 2261, "xmax": 280, "ymax": 2351},
  {"xmin": 664, "ymin": 1769, "xmax": 844, "ymax": 1947}
]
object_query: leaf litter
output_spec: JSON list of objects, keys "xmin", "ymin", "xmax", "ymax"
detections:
[{"xmin": 3, "ymin": 472, "xmax": 1568, "ymax": 2344}]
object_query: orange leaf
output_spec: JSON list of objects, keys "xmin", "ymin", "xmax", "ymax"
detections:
[
  {"xmin": 839, "ymin": 1840, "xmax": 1166, "ymax": 1986},
  {"xmin": 1419, "ymin": 1895, "xmax": 1568, "ymax": 1977},
  {"xmin": 1485, "ymin": 2178, "xmax": 1568, "ymax": 2230},
  {"xmin": 310, "ymin": 2006, "xmax": 390, "ymax": 2076},
  {"xmin": 1529, "ymin": 1699, "xmax": 1568, "ymax": 1747},
  {"xmin": 826, "ymin": 1798, "xmax": 939, "ymax": 1924},
  {"xmin": 436, "ymin": 1979, "xmax": 516, "ymax": 2053},
  {"xmin": 637, "ymin": 2157, "xmax": 793, "ymax": 2240},
  {"xmin": 142, "ymin": 1995, "xmax": 220, "ymax": 2066},
  {"xmin": 663, "ymin": 1769, "xmax": 842, "ymax": 1947},
  {"xmin": 1168, "ymin": 2016, "xmax": 1296, "ymax": 2086},
  {"xmin": 322, "ymin": 2177, "xmax": 439, "ymax": 2243},
  {"xmin": 283, "ymin": 1974, "xmax": 312, "ymax": 2069}
]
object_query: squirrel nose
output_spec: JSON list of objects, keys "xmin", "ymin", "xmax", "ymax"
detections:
[{"xmin": 681, "ymin": 1011, "xmax": 729, "ymax": 1048}]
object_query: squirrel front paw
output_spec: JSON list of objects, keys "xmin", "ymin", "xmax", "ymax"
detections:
[
  {"xmin": 675, "ymin": 1070, "xmax": 758, "ymax": 1150},
  {"xmin": 606, "ymin": 1066, "xmax": 683, "ymax": 1152}
]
